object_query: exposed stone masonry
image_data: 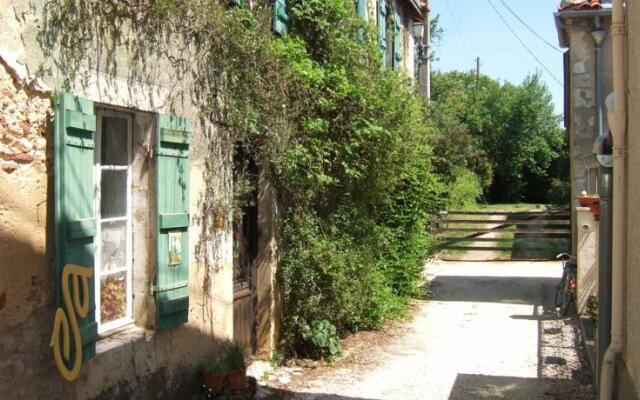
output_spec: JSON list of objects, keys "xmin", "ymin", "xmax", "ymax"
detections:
[{"xmin": 0, "ymin": 59, "xmax": 50, "ymax": 175}]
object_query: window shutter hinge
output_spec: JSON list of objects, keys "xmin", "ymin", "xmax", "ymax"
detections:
[{"xmin": 151, "ymin": 280, "xmax": 189, "ymax": 295}]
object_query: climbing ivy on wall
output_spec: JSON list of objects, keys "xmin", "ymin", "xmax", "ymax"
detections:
[{"xmin": 39, "ymin": 0, "xmax": 445, "ymax": 358}]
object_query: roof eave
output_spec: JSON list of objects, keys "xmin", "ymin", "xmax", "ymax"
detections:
[
  {"xmin": 554, "ymin": 8, "xmax": 612, "ymax": 48},
  {"xmin": 400, "ymin": 0, "xmax": 424, "ymax": 20}
]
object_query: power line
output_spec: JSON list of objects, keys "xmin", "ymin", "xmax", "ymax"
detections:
[
  {"xmin": 485, "ymin": 0, "xmax": 564, "ymax": 87},
  {"xmin": 497, "ymin": 0, "xmax": 563, "ymax": 54},
  {"xmin": 445, "ymin": 0, "xmax": 472, "ymax": 59}
]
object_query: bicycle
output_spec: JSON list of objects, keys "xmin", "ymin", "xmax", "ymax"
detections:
[{"xmin": 555, "ymin": 252, "xmax": 577, "ymax": 316}]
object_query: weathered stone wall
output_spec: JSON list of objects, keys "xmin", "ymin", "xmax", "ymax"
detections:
[
  {"xmin": 565, "ymin": 19, "xmax": 613, "ymax": 252},
  {"xmin": 0, "ymin": 50, "xmax": 56, "ymax": 395},
  {"xmin": 622, "ymin": 1, "xmax": 640, "ymax": 398}
]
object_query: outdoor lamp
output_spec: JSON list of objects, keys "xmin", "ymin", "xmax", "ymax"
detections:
[{"xmin": 593, "ymin": 93, "xmax": 615, "ymax": 168}]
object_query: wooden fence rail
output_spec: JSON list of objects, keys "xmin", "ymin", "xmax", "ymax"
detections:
[{"xmin": 435, "ymin": 207, "xmax": 571, "ymax": 260}]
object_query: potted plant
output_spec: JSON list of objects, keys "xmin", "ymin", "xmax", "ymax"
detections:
[
  {"xmin": 224, "ymin": 343, "xmax": 247, "ymax": 391},
  {"xmin": 578, "ymin": 191, "xmax": 600, "ymax": 220},
  {"xmin": 200, "ymin": 359, "xmax": 226, "ymax": 395}
]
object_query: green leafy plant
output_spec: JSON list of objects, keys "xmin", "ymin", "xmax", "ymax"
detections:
[
  {"xmin": 224, "ymin": 343, "xmax": 246, "ymax": 372},
  {"xmin": 200, "ymin": 358, "xmax": 226, "ymax": 374},
  {"xmin": 300, "ymin": 319, "xmax": 341, "ymax": 359},
  {"xmin": 585, "ymin": 295, "xmax": 599, "ymax": 327},
  {"xmin": 448, "ymin": 167, "xmax": 482, "ymax": 209}
]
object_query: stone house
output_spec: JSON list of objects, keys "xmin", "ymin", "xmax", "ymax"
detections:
[
  {"xmin": 554, "ymin": 0, "xmax": 612, "ymax": 253},
  {"xmin": 358, "ymin": 0, "xmax": 424, "ymax": 79},
  {"xmin": 0, "ymin": 1, "xmax": 281, "ymax": 399},
  {"xmin": 0, "ymin": 0, "xmax": 424, "ymax": 398},
  {"xmin": 554, "ymin": 4, "xmax": 612, "ymax": 367}
]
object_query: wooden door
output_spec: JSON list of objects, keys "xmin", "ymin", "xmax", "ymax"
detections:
[{"xmin": 232, "ymin": 152, "xmax": 258, "ymax": 355}]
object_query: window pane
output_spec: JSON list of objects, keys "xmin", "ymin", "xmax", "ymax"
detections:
[
  {"xmin": 101, "ymin": 170, "xmax": 127, "ymax": 218},
  {"xmin": 101, "ymin": 220, "xmax": 126, "ymax": 272},
  {"xmin": 101, "ymin": 116, "xmax": 128, "ymax": 166},
  {"xmin": 100, "ymin": 272, "xmax": 127, "ymax": 323}
]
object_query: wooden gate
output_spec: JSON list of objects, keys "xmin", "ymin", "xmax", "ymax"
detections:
[{"xmin": 435, "ymin": 207, "xmax": 571, "ymax": 260}]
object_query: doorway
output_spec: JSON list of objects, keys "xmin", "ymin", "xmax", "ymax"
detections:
[{"xmin": 232, "ymin": 148, "xmax": 259, "ymax": 355}]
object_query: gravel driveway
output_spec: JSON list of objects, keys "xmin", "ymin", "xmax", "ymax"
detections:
[{"xmin": 254, "ymin": 260, "xmax": 595, "ymax": 400}]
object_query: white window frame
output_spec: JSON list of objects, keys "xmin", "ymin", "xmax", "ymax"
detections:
[{"xmin": 94, "ymin": 109, "xmax": 133, "ymax": 334}]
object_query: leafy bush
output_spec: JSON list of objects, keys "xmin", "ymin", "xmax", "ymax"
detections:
[
  {"xmin": 447, "ymin": 167, "xmax": 482, "ymax": 210},
  {"xmin": 546, "ymin": 178, "xmax": 570, "ymax": 206},
  {"xmin": 275, "ymin": 0, "xmax": 445, "ymax": 358}
]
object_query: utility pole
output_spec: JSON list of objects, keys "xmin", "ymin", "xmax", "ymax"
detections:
[
  {"xmin": 419, "ymin": 1, "xmax": 431, "ymax": 99},
  {"xmin": 476, "ymin": 57, "xmax": 480, "ymax": 90}
]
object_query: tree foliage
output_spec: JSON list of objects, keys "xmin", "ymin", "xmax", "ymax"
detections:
[{"xmin": 430, "ymin": 70, "xmax": 566, "ymax": 203}]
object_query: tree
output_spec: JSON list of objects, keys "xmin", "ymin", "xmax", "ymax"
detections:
[{"xmin": 430, "ymin": 71, "xmax": 566, "ymax": 203}]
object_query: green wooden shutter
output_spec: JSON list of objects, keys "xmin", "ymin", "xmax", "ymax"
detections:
[
  {"xmin": 392, "ymin": 11, "xmax": 402, "ymax": 70},
  {"xmin": 154, "ymin": 114, "xmax": 191, "ymax": 331},
  {"xmin": 357, "ymin": 0, "xmax": 367, "ymax": 19},
  {"xmin": 377, "ymin": 0, "xmax": 387, "ymax": 63},
  {"xmin": 357, "ymin": 0, "xmax": 367, "ymax": 41},
  {"xmin": 272, "ymin": 0, "xmax": 289, "ymax": 36},
  {"xmin": 54, "ymin": 92, "xmax": 97, "ymax": 361}
]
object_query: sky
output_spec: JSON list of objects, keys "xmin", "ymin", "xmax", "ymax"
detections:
[{"xmin": 430, "ymin": 0, "xmax": 565, "ymax": 115}]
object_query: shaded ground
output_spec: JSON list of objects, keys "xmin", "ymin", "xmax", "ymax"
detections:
[{"xmin": 252, "ymin": 260, "xmax": 594, "ymax": 400}]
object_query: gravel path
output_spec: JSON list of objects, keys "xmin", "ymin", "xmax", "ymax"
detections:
[{"xmin": 254, "ymin": 260, "xmax": 594, "ymax": 400}]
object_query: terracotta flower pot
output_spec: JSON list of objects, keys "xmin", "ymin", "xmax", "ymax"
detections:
[
  {"xmin": 226, "ymin": 370, "xmax": 246, "ymax": 391},
  {"xmin": 202, "ymin": 371, "xmax": 225, "ymax": 394},
  {"xmin": 578, "ymin": 195, "xmax": 601, "ymax": 220},
  {"xmin": 578, "ymin": 195, "xmax": 600, "ymax": 207}
]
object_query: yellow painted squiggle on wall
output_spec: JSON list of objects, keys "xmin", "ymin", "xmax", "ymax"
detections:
[{"xmin": 50, "ymin": 264, "xmax": 93, "ymax": 381}]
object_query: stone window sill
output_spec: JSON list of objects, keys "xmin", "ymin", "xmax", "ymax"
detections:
[{"xmin": 96, "ymin": 325, "xmax": 154, "ymax": 355}]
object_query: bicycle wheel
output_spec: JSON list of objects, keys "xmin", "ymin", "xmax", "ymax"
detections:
[
  {"xmin": 555, "ymin": 277, "xmax": 566, "ymax": 308},
  {"xmin": 560, "ymin": 290, "xmax": 573, "ymax": 316},
  {"xmin": 560, "ymin": 274, "xmax": 577, "ymax": 316}
]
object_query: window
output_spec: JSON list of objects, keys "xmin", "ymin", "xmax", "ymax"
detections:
[
  {"xmin": 53, "ymin": 93, "xmax": 193, "ymax": 363},
  {"xmin": 95, "ymin": 111, "xmax": 133, "ymax": 334}
]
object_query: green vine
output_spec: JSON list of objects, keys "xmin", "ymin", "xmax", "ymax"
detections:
[{"xmin": 38, "ymin": 0, "xmax": 445, "ymax": 358}]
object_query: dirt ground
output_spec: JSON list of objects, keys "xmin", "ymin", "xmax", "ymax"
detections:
[{"xmin": 251, "ymin": 260, "xmax": 595, "ymax": 400}]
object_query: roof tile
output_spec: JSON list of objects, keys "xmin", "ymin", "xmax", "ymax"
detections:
[{"xmin": 558, "ymin": 0, "xmax": 602, "ymax": 11}]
